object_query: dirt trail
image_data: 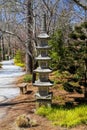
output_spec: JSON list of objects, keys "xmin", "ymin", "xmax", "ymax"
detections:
[{"xmin": 0, "ymin": 60, "xmax": 25, "ymax": 119}]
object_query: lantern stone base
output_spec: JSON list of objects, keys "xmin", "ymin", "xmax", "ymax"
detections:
[
  {"xmin": 36, "ymin": 99, "xmax": 52, "ymax": 108},
  {"xmin": 35, "ymin": 92, "xmax": 53, "ymax": 108}
]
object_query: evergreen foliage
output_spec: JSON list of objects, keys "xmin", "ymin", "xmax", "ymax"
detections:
[
  {"xmin": 68, "ymin": 21, "xmax": 87, "ymax": 78},
  {"xmin": 49, "ymin": 30, "xmax": 66, "ymax": 70},
  {"xmin": 49, "ymin": 21, "xmax": 87, "ymax": 80}
]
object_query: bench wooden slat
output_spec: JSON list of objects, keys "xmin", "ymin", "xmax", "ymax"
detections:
[{"xmin": 17, "ymin": 83, "xmax": 28, "ymax": 94}]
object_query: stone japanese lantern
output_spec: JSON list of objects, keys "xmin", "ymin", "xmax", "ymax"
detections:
[{"xmin": 33, "ymin": 14, "xmax": 53, "ymax": 107}]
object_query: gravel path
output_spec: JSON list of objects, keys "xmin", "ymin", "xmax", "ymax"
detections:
[{"xmin": 0, "ymin": 59, "xmax": 25, "ymax": 118}]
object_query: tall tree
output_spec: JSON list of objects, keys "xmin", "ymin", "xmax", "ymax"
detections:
[
  {"xmin": 69, "ymin": 21, "xmax": 87, "ymax": 97},
  {"xmin": 26, "ymin": 0, "xmax": 33, "ymax": 74}
]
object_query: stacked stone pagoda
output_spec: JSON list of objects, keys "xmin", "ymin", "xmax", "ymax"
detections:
[{"xmin": 33, "ymin": 14, "xmax": 53, "ymax": 107}]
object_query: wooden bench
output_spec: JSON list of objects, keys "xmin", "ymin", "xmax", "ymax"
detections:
[{"xmin": 17, "ymin": 83, "xmax": 28, "ymax": 94}]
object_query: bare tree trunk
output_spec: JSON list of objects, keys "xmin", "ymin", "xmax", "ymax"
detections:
[
  {"xmin": 1, "ymin": 36, "xmax": 5, "ymax": 60},
  {"xmin": 8, "ymin": 36, "xmax": 12, "ymax": 60},
  {"xmin": 84, "ymin": 40, "xmax": 87, "ymax": 98},
  {"xmin": 8, "ymin": 25, "xmax": 11, "ymax": 60},
  {"xmin": 26, "ymin": 0, "xmax": 33, "ymax": 74},
  {"xmin": 26, "ymin": 43, "xmax": 33, "ymax": 74},
  {"xmin": 0, "ymin": 37, "xmax": 2, "ymax": 61}
]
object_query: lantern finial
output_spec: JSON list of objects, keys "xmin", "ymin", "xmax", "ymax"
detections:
[{"xmin": 41, "ymin": 14, "xmax": 46, "ymax": 33}]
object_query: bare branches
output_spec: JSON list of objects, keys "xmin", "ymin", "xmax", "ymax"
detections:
[
  {"xmin": 73, "ymin": 0, "xmax": 87, "ymax": 10},
  {"xmin": 0, "ymin": 28, "xmax": 33, "ymax": 57},
  {"xmin": 42, "ymin": 0, "xmax": 60, "ymax": 16},
  {"xmin": 42, "ymin": 0, "xmax": 51, "ymax": 13}
]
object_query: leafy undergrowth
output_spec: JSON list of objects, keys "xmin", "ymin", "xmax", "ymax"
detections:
[
  {"xmin": 23, "ymin": 74, "xmax": 32, "ymax": 83},
  {"xmin": 16, "ymin": 74, "xmax": 32, "ymax": 84},
  {"xmin": 15, "ymin": 62, "xmax": 25, "ymax": 67},
  {"xmin": 36, "ymin": 105, "xmax": 87, "ymax": 128},
  {"xmin": 14, "ymin": 50, "xmax": 25, "ymax": 67}
]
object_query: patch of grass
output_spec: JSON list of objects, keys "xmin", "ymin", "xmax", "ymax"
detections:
[
  {"xmin": 36, "ymin": 105, "xmax": 87, "ymax": 128},
  {"xmin": 23, "ymin": 74, "xmax": 32, "ymax": 83},
  {"xmin": 15, "ymin": 62, "xmax": 25, "ymax": 67}
]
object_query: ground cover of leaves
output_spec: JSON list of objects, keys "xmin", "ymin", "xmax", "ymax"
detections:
[{"xmin": 0, "ymin": 80, "xmax": 87, "ymax": 130}]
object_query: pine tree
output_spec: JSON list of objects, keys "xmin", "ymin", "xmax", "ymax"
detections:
[{"xmin": 69, "ymin": 21, "xmax": 87, "ymax": 98}]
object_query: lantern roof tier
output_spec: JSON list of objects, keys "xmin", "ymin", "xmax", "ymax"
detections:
[
  {"xmin": 35, "ymin": 56, "xmax": 51, "ymax": 61},
  {"xmin": 36, "ymin": 46, "xmax": 51, "ymax": 49},
  {"xmin": 33, "ymin": 67, "xmax": 52, "ymax": 73},
  {"xmin": 33, "ymin": 81, "xmax": 53, "ymax": 87},
  {"xmin": 37, "ymin": 33, "xmax": 50, "ymax": 39}
]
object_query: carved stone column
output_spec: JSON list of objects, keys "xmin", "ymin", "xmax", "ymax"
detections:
[{"xmin": 33, "ymin": 14, "xmax": 53, "ymax": 107}]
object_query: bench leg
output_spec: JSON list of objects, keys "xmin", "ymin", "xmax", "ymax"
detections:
[
  {"xmin": 20, "ymin": 88, "xmax": 23, "ymax": 94},
  {"xmin": 23, "ymin": 87, "xmax": 26, "ymax": 94},
  {"xmin": 20, "ymin": 85, "xmax": 28, "ymax": 94},
  {"xmin": 25, "ymin": 86, "xmax": 27, "ymax": 92}
]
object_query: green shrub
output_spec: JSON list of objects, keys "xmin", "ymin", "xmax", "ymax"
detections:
[
  {"xmin": 79, "ymin": 34, "xmax": 86, "ymax": 40},
  {"xmin": 81, "ymin": 21, "xmax": 87, "ymax": 28},
  {"xmin": 14, "ymin": 50, "xmax": 25, "ymax": 67},
  {"xmin": 48, "ymin": 29, "xmax": 65, "ymax": 70},
  {"xmin": 75, "ymin": 26, "xmax": 82, "ymax": 33},
  {"xmin": 63, "ymin": 82, "xmax": 74, "ymax": 92},
  {"xmin": 36, "ymin": 105, "xmax": 87, "ymax": 128},
  {"xmin": 69, "ymin": 33, "xmax": 77, "ymax": 39},
  {"xmin": 15, "ymin": 63, "xmax": 25, "ymax": 67},
  {"xmin": 23, "ymin": 74, "xmax": 32, "ymax": 83}
]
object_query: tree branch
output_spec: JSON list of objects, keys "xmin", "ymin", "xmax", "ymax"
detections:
[
  {"xmin": 0, "ymin": 28, "xmax": 33, "ymax": 57},
  {"xmin": 73, "ymin": 0, "xmax": 87, "ymax": 10}
]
